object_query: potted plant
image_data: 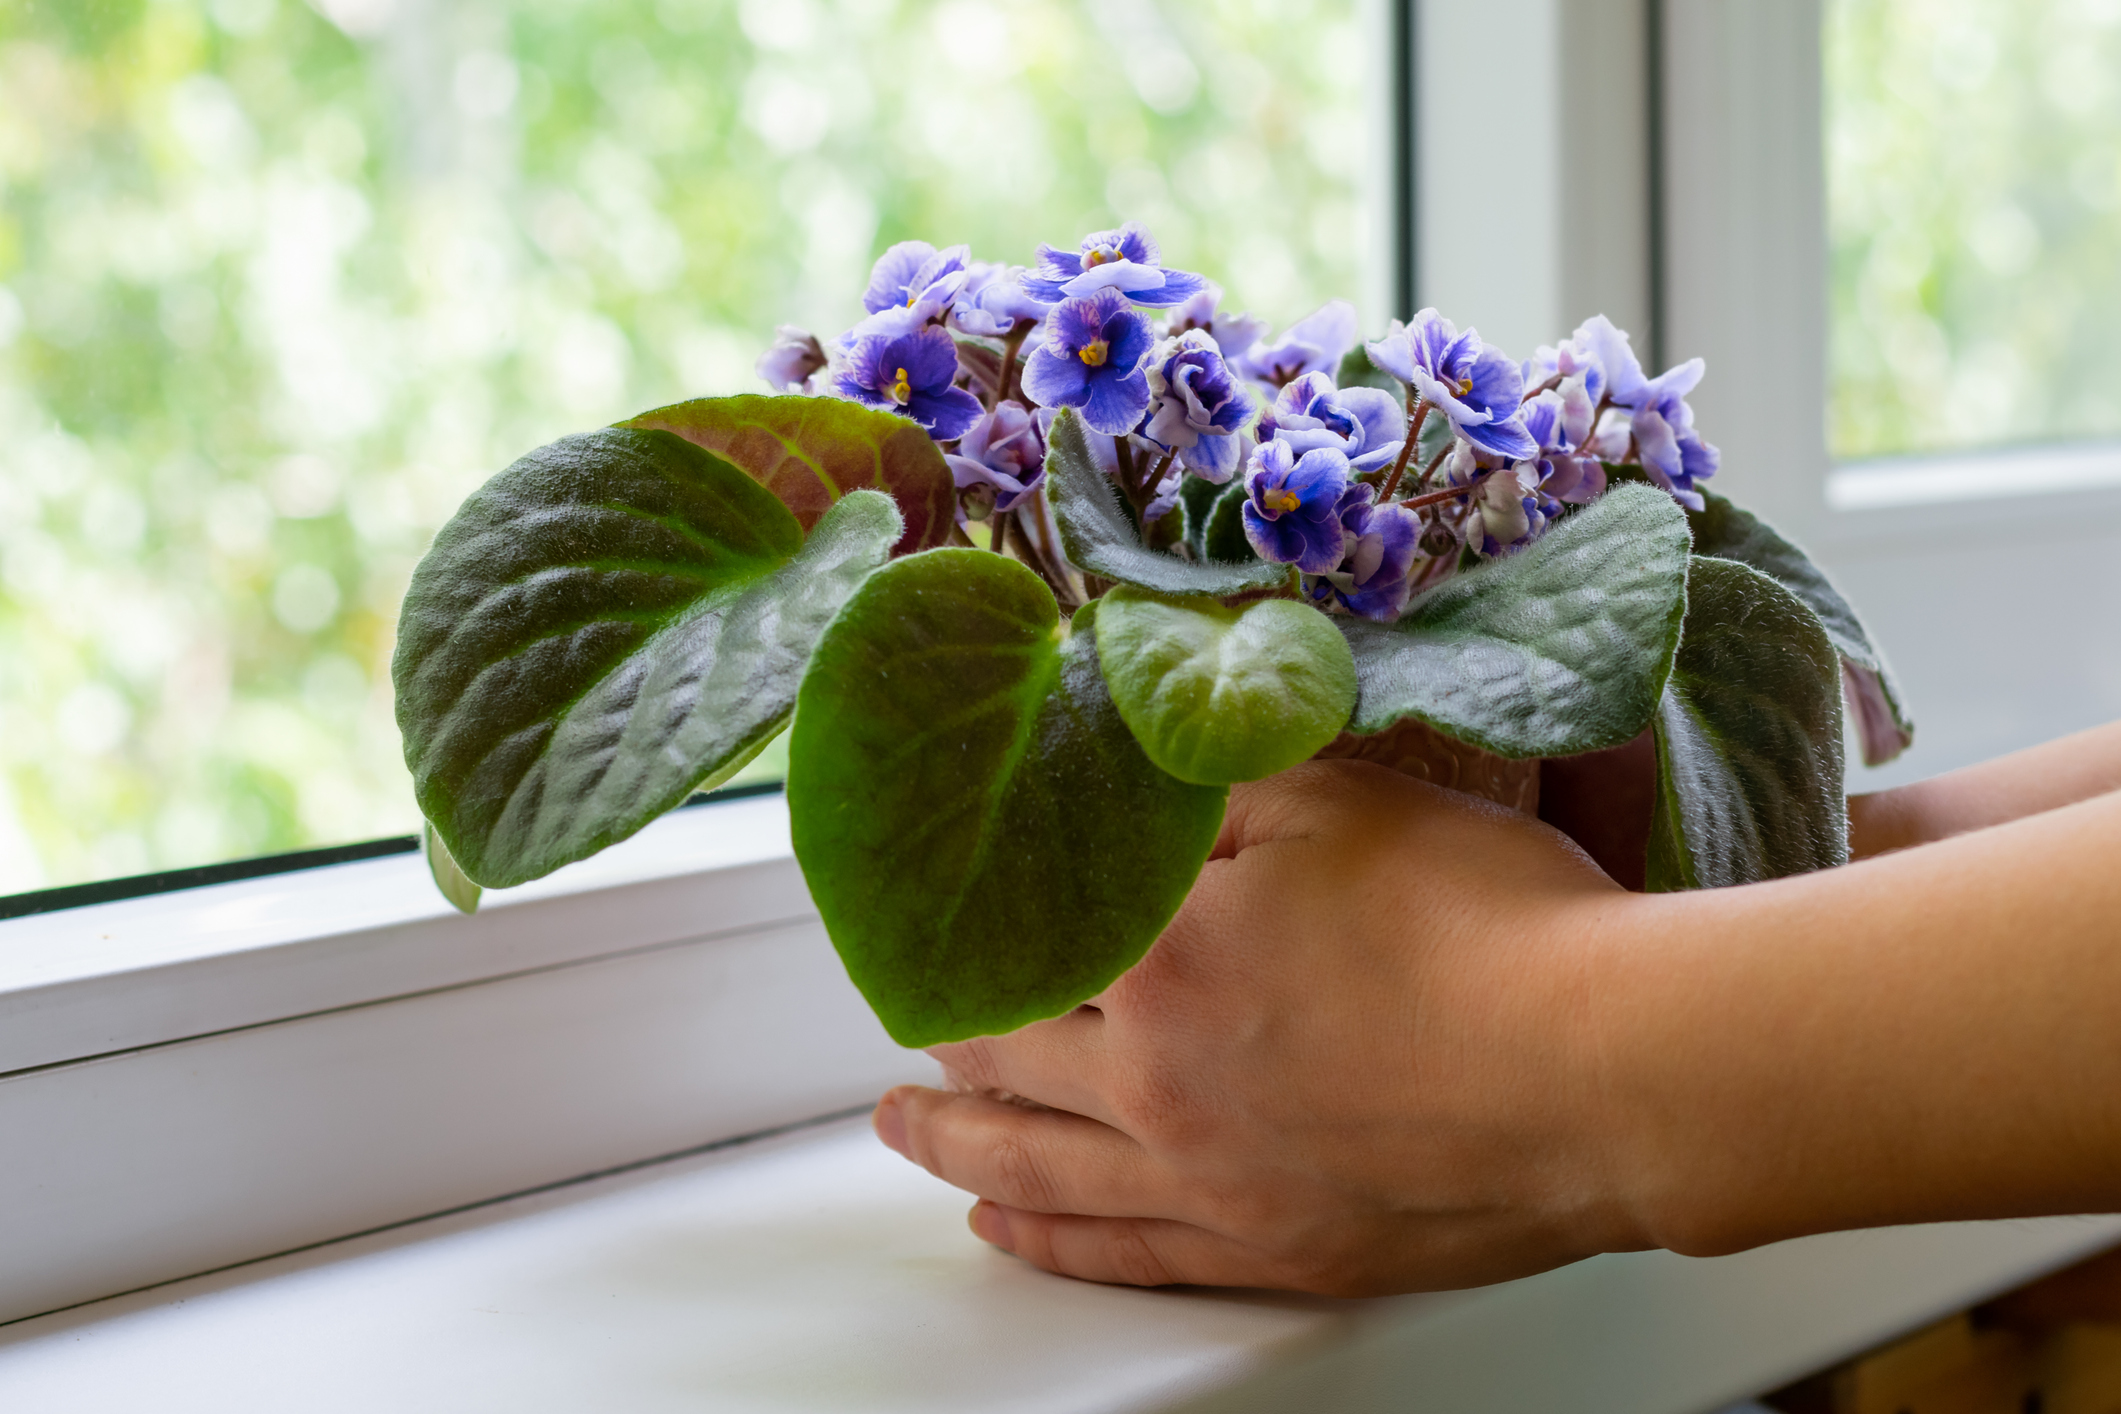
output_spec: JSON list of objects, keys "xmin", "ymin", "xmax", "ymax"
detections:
[{"xmin": 392, "ymin": 225, "xmax": 1912, "ymax": 1048}]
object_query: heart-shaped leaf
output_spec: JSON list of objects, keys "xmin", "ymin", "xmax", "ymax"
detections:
[
  {"xmin": 1647, "ymin": 556, "xmax": 1848, "ymax": 891},
  {"xmin": 1687, "ymin": 489, "xmax": 1913, "ymax": 765},
  {"xmin": 1339, "ymin": 483, "xmax": 1692, "ymax": 756},
  {"xmin": 626, "ymin": 393, "xmax": 954, "ymax": 556},
  {"xmin": 787, "ymin": 552, "xmax": 1228, "ymax": 1047},
  {"xmin": 1094, "ymin": 587, "xmax": 1356, "ymax": 785},
  {"xmin": 394, "ymin": 427, "xmax": 901, "ymax": 888},
  {"xmin": 1045, "ymin": 407, "xmax": 1290, "ymax": 595}
]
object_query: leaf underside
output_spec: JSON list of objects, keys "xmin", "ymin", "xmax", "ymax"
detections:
[
  {"xmin": 626, "ymin": 393, "xmax": 955, "ymax": 557},
  {"xmin": 1339, "ymin": 484, "xmax": 1693, "ymax": 757},
  {"xmin": 393, "ymin": 427, "xmax": 900, "ymax": 888},
  {"xmin": 423, "ymin": 820, "xmax": 482, "ymax": 915},
  {"xmin": 787, "ymin": 552, "xmax": 1228, "ymax": 1047},
  {"xmin": 1647, "ymin": 556, "xmax": 1850, "ymax": 892},
  {"xmin": 1095, "ymin": 587, "xmax": 1357, "ymax": 785},
  {"xmin": 1045, "ymin": 407, "xmax": 1289, "ymax": 596},
  {"xmin": 1685, "ymin": 489, "xmax": 1914, "ymax": 766}
]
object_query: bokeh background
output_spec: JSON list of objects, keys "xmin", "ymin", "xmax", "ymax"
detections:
[
  {"xmin": 1826, "ymin": 0, "xmax": 2121, "ymax": 460},
  {"xmin": 0, "ymin": 0, "xmax": 1379, "ymax": 892}
]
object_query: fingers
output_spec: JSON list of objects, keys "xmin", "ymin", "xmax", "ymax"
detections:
[
  {"xmin": 968, "ymin": 1202, "xmax": 1287, "ymax": 1290},
  {"xmin": 876, "ymin": 1084, "xmax": 1189, "ymax": 1221},
  {"xmin": 926, "ymin": 1006, "xmax": 1116, "ymax": 1125}
]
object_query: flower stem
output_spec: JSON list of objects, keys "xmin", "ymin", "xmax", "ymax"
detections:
[
  {"xmin": 1398, "ymin": 468, "xmax": 1490, "ymax": 511},
  {"xmin": 987, "ymin": 507, "xmax": 1012, "ymax": 555},
  {"xmin": 1378, "ymin": 393, "xmax": 1429, "ymax": 501},
  {"xmin": 1415, "ymin": 440, "xmax": 1452, "ymax": 492},
  {"xmin": 997, "ymin": 320, "xmax": 1033, "ymax": 407}
]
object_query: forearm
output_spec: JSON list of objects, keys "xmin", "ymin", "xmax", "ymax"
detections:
[
  {"xmin": 1597, "ymin": 788, "xmax": 2121, "ymax": 1256},
  {"xmin": 1849, "ymin": 720, "xmax": 2121, "ymax": 857}
]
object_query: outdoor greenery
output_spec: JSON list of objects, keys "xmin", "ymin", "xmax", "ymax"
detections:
[
  {"xmin": 1827, "ymin": 0, "xmax": 2121, "ymax": 459},
  {"xmin": 0, "ymin": 0, "xmax": 1375, "ymax": 892}
]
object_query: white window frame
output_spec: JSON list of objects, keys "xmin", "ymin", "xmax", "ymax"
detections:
[{"xmin": 3, "ymin": 8, "xmax": 2114, "ymax": 1392}]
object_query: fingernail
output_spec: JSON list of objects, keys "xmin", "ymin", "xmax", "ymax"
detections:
[
  {"xmin": 873, "ymin": 1096, "xmax": 909, "ymax": 1157},
  {"xmin": 969, "ymin": 1200, "xmax": 1013, "ymax": 1250}
]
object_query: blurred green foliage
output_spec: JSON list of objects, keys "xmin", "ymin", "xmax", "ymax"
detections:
[
  {"xmin": 1827, "ymin": 0, "xmax": 2121, "ymax": 460},
  {"xmin": 0, "ymin": 0, "xmax": 1376, "ymax": 892}
]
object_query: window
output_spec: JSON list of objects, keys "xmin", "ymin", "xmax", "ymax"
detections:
[
  {"xmin": 0, "ymin": 0, "xmax": 1385, "ymax": 897},
  {"xmin": 1826, "ymin": 0, "xmax": 2121, "ymax": 462}
]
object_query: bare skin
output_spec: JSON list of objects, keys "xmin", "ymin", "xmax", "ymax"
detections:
[{"xmin": 871, "ymin": 721, "xmax": 2121, "ymax": 1295}]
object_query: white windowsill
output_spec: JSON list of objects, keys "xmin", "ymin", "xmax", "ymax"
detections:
[
  {"xmin": 1829, "ymin": 439, "xmax": 2121, "ymax": 512},
  {"xmin": 0, "ymin": 792, "xmax": 808, "ymax": 1076},
  {"xmin": 3, "ymin": 1111, "xmax": 2116, "ymax": 1414}
]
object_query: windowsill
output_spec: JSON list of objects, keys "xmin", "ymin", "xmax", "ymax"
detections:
[
  {"xmin": 2, "ymin": 1111, "xmax": 2116, "ymax": 1413},
  {"xmin": 0, "ymin": 793, "xmax": 806, "ymax": 1076}
]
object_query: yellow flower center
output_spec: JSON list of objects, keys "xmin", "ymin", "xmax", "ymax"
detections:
[
  {"xmin": 1082, "ymin": 245, "xmax": 1120, "ymax": 268},
  {"xmin": 1456, "ymin": 375, "xmax": 1474, "ymax": 395},
  {"xmin": 1268, "ymin": 489, "xmax": 1301, "ymax": 513},
  {"xmin": 1078, "ymin": 338, "xmax": 1109, "ymax": 368},
  {"xmin": 889, "ymin": 367, "xmax": 912, "ymax": 404}
]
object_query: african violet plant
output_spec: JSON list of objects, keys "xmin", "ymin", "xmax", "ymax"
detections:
[{"xmin": 393, "ymin": 223, "xmax": 1914, "ymax": 1047}]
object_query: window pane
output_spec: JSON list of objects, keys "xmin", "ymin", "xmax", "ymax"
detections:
[
  {"xmin": 1826, "ymin": 0, "xmax": 2121, "ymax": 461},
  {"xmin": 0, "ymin": 0, "xmax": 1379, "ymax": 894}
]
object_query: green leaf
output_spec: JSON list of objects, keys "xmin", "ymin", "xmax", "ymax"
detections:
[
  {"xmin": 625, "ymin": 393, "xmax": 955, "ymax": 556},
  {"xmin": 1647, "ymin": 556, "xmax": 1849, "ymax": 891},
  {"xmin": 1339, "ymin": 484, "xmax": 1692, "ymax": 756},
  {"xmin": 1184, "ymin": 479, "xmax": 1257, "ymax": 566},
  {"xmin": 1686, "ymin": 489, "xmax": 1913, "ymax": 765},
  {"xmin": 1094, "ymin": 587, "xmax": 1356, "ymax": 785},
  {"xmin": 1335, "ymin": 344, "xmax": 1401, "ymax": 395},
  {"xmin": 1045, "ymin": 407, "xmax": 1290, "ymax": 595},
  {"xmin": 394, "ymin": 427, "xmax": 900, "ymax": 889},
  {"xmin": 787, "ymin": 551, "xmax": 1228, "ymax": 1047},
  {"xmin": 423, "ymin": 820, "xmax": 481, "ymax": 915}
]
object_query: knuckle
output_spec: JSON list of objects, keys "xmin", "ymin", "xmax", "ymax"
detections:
[
  {"xmin": 986, "ymin": 1128, "xmax": 1063, "ymax": 1213},
  {"xmin": 1104, "ymin": 1225, "xmax": 1179, "ymax": 1287}
]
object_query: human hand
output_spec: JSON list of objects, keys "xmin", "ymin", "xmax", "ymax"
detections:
[{"xmin": 871, "ymin": 759, "xmax": 1656, "ymax": 1295}]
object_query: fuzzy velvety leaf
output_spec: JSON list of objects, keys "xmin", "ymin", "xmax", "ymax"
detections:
[
  {"xmin": 1339, "ymin": 484, "xmax": 1691, "ymax": 756},
  {"xmin": 1094, "ymin": 587, "xmax": 1357, "ymax": 785},
  {"xmin": 1647, "ymin": 556, "xmax": 1848, "ymax": 891},
  {"xmin": 626, "ymin": 393, "xmax": 954, "ymax": 556},
  {"xmin": 1687, "ymin": 489, "xmax": 1913, "ymax": 765},
  {"xmin": 1045, "ymin": 408, "xmax": 1289, "ymax": 595},
  {"xmin": 787, "ymin": 553, "xmax": 1227, "ymax": 1047},
  {"xmin": 394, "ymin": 427, "xmax": 900, "ymax": 888},
  {"xmin": 1190, "ymin": 481, "xmax": 1257, "ymax": 565}
]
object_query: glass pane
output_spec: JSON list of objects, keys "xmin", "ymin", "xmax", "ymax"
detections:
[
  {"xmin": 0, "ymin": 0, "xmax": 1380, "ymax": 895},
  {"xmin": 1826, "ymin": 0, "xmax": 2121, "ymax": 461}
]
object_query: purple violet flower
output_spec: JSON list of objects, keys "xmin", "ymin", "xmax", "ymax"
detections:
[
  {"xmin": 1438, "ymin": 448, "xmax": 1553, "ymax": 559},
  {"xmin": 834, "ymin": 323, "xmax": 984, "ymax": 441},
  {"xmin": 1163, "ymin": 286, "xmax": 1267, "ymax": 361},
  {"xmin": 861, "ymin": 241, "xmax": 972, "ymax": 320},
  {"xmin": 1364, "ymin": 308, "xmax": 1538, "ymax": 461},
  {"xmin": 1318, "ymin": 488, "xmax": 1424, "ymax": 622},
  {"xmin": 1235, "ymin": 300, "xmax": 1359, "ymax": 388},
  {"xmin": 757, "ymin": 325, "xmax": 827, "ymax": 393},
  {"xmin": 1520, "ymin": 391, "xmax": 1607, "ymax": 505},
  {"xmin": 1140, "ymin": 329, "xmax": 1256, "ymax": 483},
  {"xmin": 944, "ymin": 400, "xmax": 1047, "ymax": 522},
  {"xmin": 1019, "ymin": 287, "xmax": 1155, "ymax": 435},
  {"xmin": 1020, "ymin": 222, "xmax": 1209, "ymax": 308},
  {"xmin": 1256, "ymin": 371, "xmax": 1406, "ymax": 474},
  {"xmin": 1570, "ymin": 314, "xmax": 1720, "ymax": 509},
  {"xmin": 1240, "ymin": 439, "xmax": 1350, "ymax": 573},
  {"xmin": 950, "ymin": 262, "xmax": 1054, "ymax": 338}
]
